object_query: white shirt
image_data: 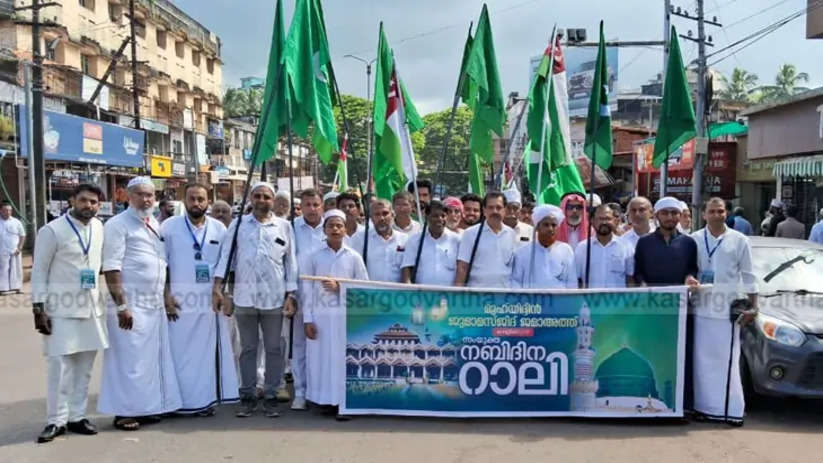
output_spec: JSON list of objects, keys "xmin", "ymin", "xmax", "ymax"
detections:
[
  {"xmin": 401, "ymin": 228, "xmax": 460, "ymax": 286},
  {"xmin": 458, "ymin": 222, "xmax": 516, "ymax": 288},
  {"xmin": 293, "ymin": 215, "xmax": 327, "ymax": 302},
  {"xmin": 574, "ymin": 236, "xmax": 634, "ymax": 288},
  {"xmin": 0, "ymin": 216, "xmax": 25, "ymax": 255},
  {"xmin": 161, "ymin": 216, "xmax": 226, "ymax": 313},
  {"xmin": 102, "ymin": 208, "xmax": 167, "ymax": 309},
  {"xmin": 691, "ymin": 226, "xmax": 757, "ymax": 299},
  {"xmin": 511, "ymin": 240, "xmax": 577, "ymax": 289},
  {"xmin": 350, "ymin": 227, "xmax": 408, "ymax": 283},
  {"xmin": 31, "ymin": 214, "xmax": 105, "ymax": 318},
  {"xmin": 343, "ymin": 223, "xmax": 365, "ymax": 249},
  {"xmin": 620, "ymin": 227, "xmax": 653, "ymax": 254},
  {"xmin": 393, "ymin": 219, "xmax": 422, "ymax": 236},
  {"xmin": 215, "ymin": 213, "xmax": 298, "ymax": 310},
  {"xmin": 304, "ymin": 243, "xmax": 368, "ymax": 324},
  {"xmin": 512, "ymin": 222, "xmax": 534, "ymax": 250}
]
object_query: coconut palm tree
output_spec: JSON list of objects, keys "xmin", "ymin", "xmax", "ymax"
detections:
[
  {"xmin": 758, "ymin": 64, "xmax": 810, "ymax": 102},
  {"xmin": 718, "ymin": 68, "xmax": 759, "ymax": 102}
]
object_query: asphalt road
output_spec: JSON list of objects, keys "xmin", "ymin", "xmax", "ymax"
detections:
[{"xmin": 2, "ymin": 284, "xmax": 823, "ymax": 463}]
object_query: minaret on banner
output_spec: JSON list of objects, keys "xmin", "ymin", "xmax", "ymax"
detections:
[{"xmin": 570, "ymin": 302, "xmax": 598, "ymax": 411}]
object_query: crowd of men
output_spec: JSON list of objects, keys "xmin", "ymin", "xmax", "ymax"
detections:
[{"xmin": 26, "ymin": 175, "xmax": 780, "ymax": 444}]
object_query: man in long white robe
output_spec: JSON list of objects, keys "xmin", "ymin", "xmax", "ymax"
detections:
[
  {"xmin": 511, "ymin": 205, "xmax": 577, "ymax": 289},
  {"xmin": 691, "ymin": 197, "xmax": 758, "ymax": 426},
  {"xmin": 162, "ymin": 183, "xmax": 238, "ymax": 415},
  {"xmin": 32, "ymin": 184, "xmax": 108, "ymax": 443},
  {"xmin": 304, "ymin": 210, "xmax": 368, "ymax": 418},
  {"xmin": 0, "ymin": 202, "xmax": 25, "ymax": 293},
  {"xmin": 98, "ymin": 177, "xmax": 181, "ymax": 430}
]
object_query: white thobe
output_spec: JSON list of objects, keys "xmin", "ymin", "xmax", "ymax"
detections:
[
  {"xmin": 690, "ymin": 227, "xmax": 757, "ymax": 423},
  {"xmin": 349, "ymin": 228, "xmax": 408, "ymax": 283},
  {"xmin": 565, "ymin": 226, "xmax": 584, "ymax": 250},
  {"xmin": 574, "ymin": 236, "xmax": 634, "ymax": 288},
  {"xmin": 511, "ymin": 241, "xmax": 577, "ymax": 289},
  {"xmin": 291, "ymin": 216, "xmax": 326, "ymax": 399},
  {"xmin": 512, "ymin": 222, "xmax": 534, "ymax": 250},
  {"xmin": 457, "ymin": 223, "xmax": 516, "ymax": 288},
  {"xmin": 304, "ymin": 244, "xmax": 368, "ymax": 406},
  {"xmin": 98, "ymin": 209, "xmax": 182, "ymax": 417},
  {"xmin": 0, "ymin": 216, "xmax": 25, "ymax": 291},
  {"xmin": 32, "ymin": 214, "xmax": 108, "ymax": 426},
  {"xmin": 401, "ymin": 228, "xmax": 460, "ymax": 286},
  {"xmin": 161, "ymin": 216, "xmax": 239, "ymax": 412}
]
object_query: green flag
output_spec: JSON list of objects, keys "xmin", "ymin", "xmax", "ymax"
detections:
[
  {"xmin": 583, "ymin": 21, "xmax": 613, "ymax": 170},
  {"xmin": 524, "ymin": 141, "xmax": 584, "ymax": 206},
  {"xmin": 283, "ymin": 0, "xmax": 339, "ymax": 164},
  {"xmin": 458, "ymin": 26, "xmax": 477, "ymax": 108},
  {"xmin": 372, "ymin": 24, "xmax": 425, "ymax": 200},
  {"xmin": 653, "ymin": 26, "xmax": 696, "ymax": 167},
  {"xmin": 252, "ymin": 0, "xmax": 287, "ymax": 165}
]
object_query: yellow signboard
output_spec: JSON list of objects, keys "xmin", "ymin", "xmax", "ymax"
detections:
[{"xmin": 151, "ymin": 155, "xmax": 173, "ymax": 178}]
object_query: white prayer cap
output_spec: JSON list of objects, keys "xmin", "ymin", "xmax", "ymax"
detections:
[
  {"xmin": 587, "ymin": 192, "xmax": 602, "ymax": 207},
  {"xmin": 502, "ymin": 185, "xmax": 522, "ymax": 205},
  {"xmin": 251, "ymin": 181, "xmax": 276, "ymax": 196},
  {"xmin": 294, "ymin": 197, "xmax": 301, "ymax": 206},
  {"xmin": 654, "ymin": 196, "xmax": 682, "ymax": 213},
  {"xmin": 679, "ymin": 200, "xmax": 689, "ymax": 211},
  {"xmin": 323, "ymin": 191, "xmax": 340, "ymax": 202},
  {"xmin": 532, "ymin": 204, "xmax": 564, "ymax": 226},
  {"xmin": 770, "ymin": 198, "xmax": 784, "ymax": 209},
  {"xmin": 127, "ymin": 176, "xmax": 154, "ymax": 190},
  {"xmin": 275, "ymin": 190, "xmax": 290, "ymax": 200},
  {"xmin": 323, "ymin": 209, "xmax": 346, "ymax": 224}
]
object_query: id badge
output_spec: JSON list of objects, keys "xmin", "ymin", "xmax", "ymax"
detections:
[
  {"xmin": 699, "ymin": 270, "xmax": 715, "ymax": 284},
  {"xmin": 80, "ymin": 268, "xmax": 96, "ymax": 289},
  {"xmin": 195, "ymin": 263, "xmax": 211, "ymax": 284}
]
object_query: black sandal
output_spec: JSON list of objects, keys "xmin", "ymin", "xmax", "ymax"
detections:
[{"xmin": 113, "ymin": 416, "xmax": 140, "ymax": 431}]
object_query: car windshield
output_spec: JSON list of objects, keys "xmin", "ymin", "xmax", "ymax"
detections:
[
  {"xmin": 752, "ymin": 246, "xmax": 823, "ymax": 295},
  {"xmin": 579, "ymin": 61, "xmax": 596, "ymax": 71}
]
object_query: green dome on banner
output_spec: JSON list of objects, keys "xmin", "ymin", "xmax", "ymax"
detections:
[{"xmin": 594, "ymin": 347, "xmax": 659, "ymax": 399}]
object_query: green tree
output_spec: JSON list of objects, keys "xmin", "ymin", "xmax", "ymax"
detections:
[
  {"xmin": 758, "ymin": 64, "xmax": 810, "ymax": 102},
  {"xmin": 417, "ymin": 105, "xmax": 474, "ymax": 196},
  {"xmin": 718, "ymin": 68, "xmax": 759, "ymax": 103},
  {"xmin": 223, "ymin": 87, "xmax": 264, "ymax": 118}
]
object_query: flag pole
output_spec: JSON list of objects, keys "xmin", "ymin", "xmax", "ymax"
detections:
[
  {"xmin": 584, "ymin": 21, "xmax": 605, "ymax": 289},
  {"xmin": 528, "ymin": 26, "xmax": 557, "ymax": 288},
  {"xmin": 495, "ymin": 98, "xmax": 528, "ymax": 189},
  {"xmin": 661, "ymin": 148, "xmax": 668, "ymax": 197},
  {"xmin": 433, "ymin": 21, "xmax": 473, "ymax": 195},
  {"xmin": 286, "ymin": 95, "xmax": 296, "ymax": 361}
]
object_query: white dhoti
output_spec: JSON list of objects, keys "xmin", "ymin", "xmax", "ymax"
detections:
[
  {"xmin": 0, "ymin": 253, "xmax": 23, "ymax": 291},
  {"xmin": 168, "ymin": 312, "xmax": 239, "ymax": 413},
  {"xmin": 289, "ymin": 309, "xmax": 307, "ymax": 399},
  {"xmin": 98, "ymin": 307, "xmax": 182, "ymax": 417},
  {"xmin": 693, "ymin": 315, "xmax": 745, "ymax": 423},
  {"xmin": 305, "ymin": 307, "xmax": 345, "ymax": 406}
]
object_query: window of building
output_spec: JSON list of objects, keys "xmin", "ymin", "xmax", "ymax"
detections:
[
  {"xmin": 45, "ymin": 46, "xmax": 56, "ymax": 61},
  {"xmin": 192, "ymin": 50, "xmax": 200, "ymax": 67},
  {"xmin": 206, "ymin": 58, "xmax": 214, "ymax": 75},
  {"xmin": 233, "ymin": 129, "xmax": 240, "ymax": 149},
  {"xmin": 80, "ymin": 54, "xmax": 91, "ymax": 75},
  {"xmin": 108, "ymin": 2, "xmax": 122, "ymax": 22},
  {"xmin": 135, "ymin": 19, "xmax": 146, "ymax": 39},
  {"xmin": 173, "ymin": 140, "xmax": 183, "ymax": 155},
  {"xmin": 193, "ymin": 98, "xmax": 202, "ymax": 112},
  {"xmin": 175, "ymin": 41, "xmax": 184, "ymax": 59},
  {"xmin": 79, "ymin": 0, "xmax": 95, "ymax": 11},
  {"xmin": 156, "ymin": 29, "xmax": 167, "ymax": 49}
]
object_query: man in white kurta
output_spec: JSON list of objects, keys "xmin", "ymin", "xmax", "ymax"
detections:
[
  {"xmin": 289, "ymin": 189, "xmax": 327, "ymax": 410},
  {"xmin": 691, "ymin": 197, "xmax": 758, "ymax": 425},
  {"xmin": 350, "ymin": 199, "xmax": 408, "ymax": 283},
  {"xmin": 455, "ymin": 192, "xmax": 516, "ymax": 288},
  {"xmin": 502, "ymin": 186, "xmax": 533, "ymax": 250},
  {"xmin": 575, "ymin": 205, "xmax": 634, "ymax": 289},
  {"xmin": 619, "ymin": 196, "xmax": 655, "ymax": 253},
  {"xmin": 304, "ymin": 210, "xmax": 368, "ymax": 415},
  {"xmin": 32, "ymin": 185, "xmax": 108, "ymax": 443},
  {"xmin": 161, "ymin": 184, "xmax": 238, "ymax": 415},
  {"xmin": 98, "ymin": 177, "xmax": 182, "ymax": 430},
  {"xmin": 401, "ymin": 200, "xmax": 460, "ymax": 286},
  {"xmin": 511, "ymin": 205, "xmax": 577, "ymax": 289},
  {"xmin": 0, "ymin": 203, "xmax": 25, "ymax": 293}
]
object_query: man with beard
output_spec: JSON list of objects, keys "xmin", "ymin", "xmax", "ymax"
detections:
[
  {"xmin": 350, "ymin": 199, "xmax": 408, "ymax": 283},
  {"xmin": 634, "ymin": 196, "xmax": 699, "ymax": 286},
  {"xmin": 620, "ymin": 196, "xmax": 655, "ymax": 252},
  {"xmin": 274, "ymin": 191, "xmax": 291, "ymax": 219},
  {"xmin": 213, "ymin": 182, "xmax": 298, "ymax": 418},
  {"xmin": 210, "ymin": 200, "xmax": 233, "ymax": 228},
  {"xmin": 161, "ymin": 183, "xmax": 239, "ymax": 416},
  {"xmin": 392, "ymin": 191, "xmax": 422, "ymax": 235},
  {"xmin": 679, "ymin": 201, "xmax": 693, "ymax": 233},
  {"xmin": 98, "ymin": 177, "xmax": 182, "ymax": 431},
  {"xmin": 32, "ymin": 184, "xmax": 108, "ymax": 443},
  {"xmin": 690, "ymin": 197, "xmax": 757, "ymax": 426},
  {"xmin": 407, "ymin": 179, "xmax": 432, "ymax": 210},
  {"xmin": 0, "ymin": 201, "xmax": 25, "ymax": 294},
  {"xmin": 574, "ymin": 205, "xmax": 634, "ymax": 288},
  {"xmin": 455, "ymin": 192, "xmax": 516, "ymax": 288},
  {"xmin": 289, "ymin": 189, "xmax": 326, "ymax": 410},
  {"xmin": 443, "ymin": 196, "xmax": 464, "ymax": 234},
  {"xmin": 157, "ymin": 199, "xmax": 176, "ymax": 223},
  {"xmin": 337, "ymin": 193, "xmax": 364, "ymax": 246},
  {"xmin": 503, "ymin": 186, "xmax": 533, "ymax": 250},
  {"xmin": 402, "ymin": 200, "xmax": 460, "ymax": 285},
  {"xmin": 557, "ymin": 193, "xmax": 588, "ymax": 249},
  {"xmin": 511, "ymin": 205, "xmax": 576, "ymax": 289},
  {"xmin": 459, "ymin": 193, "xmax": 482, "ymax": 229}
]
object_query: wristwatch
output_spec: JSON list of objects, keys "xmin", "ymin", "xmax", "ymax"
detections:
[{"xmin": 116, "ymin": 304, "xmax": 129, "ymax": 313}]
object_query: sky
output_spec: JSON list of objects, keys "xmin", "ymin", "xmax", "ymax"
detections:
[{"xmin": 175, "ymin": 0, "xmax": 823, "ymax": 115}]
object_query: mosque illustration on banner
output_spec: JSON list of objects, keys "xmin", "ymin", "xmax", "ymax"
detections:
[{"xmin": 571, "ymin": 303, "xmax": 674, "ymax": 413}]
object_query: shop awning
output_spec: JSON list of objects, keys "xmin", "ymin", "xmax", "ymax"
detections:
[
  {"xmin": 772, "ymin": 154, "xmax": 823, "ymax": 178},
  {"xmin": 709, "ymin": 121, "xmax": 747, "ymax": 139}
]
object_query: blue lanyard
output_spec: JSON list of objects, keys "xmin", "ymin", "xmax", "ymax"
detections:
[
  {"xmin": 66, "ymin": 215, "xmax": 91, "ymax": 258},
  {"xmin": 184, "ymin": 216, "xmax": 208, "ymax": 255},
  {"xmin": 703, "ymin": 230, "xmax": 723, "ymax": 260}
]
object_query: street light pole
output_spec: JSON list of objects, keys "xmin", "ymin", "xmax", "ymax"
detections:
[{"xmin": 344, "ymin": 54, "xmax": 376, "ymax": 191}]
